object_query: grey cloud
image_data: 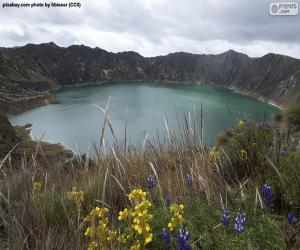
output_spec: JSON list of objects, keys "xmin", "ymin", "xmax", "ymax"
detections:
[{"xmin": 0, "ymin": 0, "xmax": 299, "ymax": 58}]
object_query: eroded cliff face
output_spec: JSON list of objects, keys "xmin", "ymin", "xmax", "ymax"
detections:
[
  {"xmin": 0, "ymin": 42, "xmax": 299, "ymax": 115},
  {"xmin": 0, "ymin": 115, "xmax": 20, "ymax": 159}
]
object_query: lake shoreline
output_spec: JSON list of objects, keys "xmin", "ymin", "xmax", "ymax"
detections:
[
  {"xmin": 8, "ymin": 81, "xmax": 280, "ymax": 155},
  {"xmin": 57, "ymin": 80, "xmax": 283, "ymax": 110},
  {"xmin": 4, "ymin": 81, "xmax": 283, "ymax": 119}
]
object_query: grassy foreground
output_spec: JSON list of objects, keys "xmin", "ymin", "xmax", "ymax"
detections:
[{"xmin": 0, "ymin": 104, "xmax": 300, "ymax": 250}]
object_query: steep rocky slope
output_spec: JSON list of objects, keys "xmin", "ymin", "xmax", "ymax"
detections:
[
  {"xmin": 1, "ymin": 42, "xmax": 299, "ymax": 159},
  {"xmin": 0, "ymin": 42, "xmax": 300, "ymax": 115},
  {"xmin": 0, "ymin": 113, "xmax": 72, "ymax": 161}
]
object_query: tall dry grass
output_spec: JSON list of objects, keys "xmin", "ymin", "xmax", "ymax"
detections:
[
  {"xmin": 0, "ymin": 101, "xmax": 298, "ymax": 249},
  {"xmin": 0, "ymin": 102, "xmax": 226, "ymax": 249}
]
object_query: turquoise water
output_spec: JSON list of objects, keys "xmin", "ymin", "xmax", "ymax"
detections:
[{"xmin": 9, "ymin": 82, "xmax": 279, "ymax": 152}]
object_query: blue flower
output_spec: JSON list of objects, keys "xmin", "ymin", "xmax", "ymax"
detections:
[
  {"xmin": 234, "ymin": 212, "xmax": 247, "ymax": 233},
  {"xmin": 234, "ymin": 222, "xmax": 244, "ymax": 233},
  {"xmin": 221, "ymin": 208, "xmax": 230, "ymax": 226},
  {"xmin": 162, "ymin": 228, "xmax": 172, "ymax": 245},
  {"xmin": 288, "ymin": 213, "xmax": 298, "ymax": 224},
  {"xmin": 147, "ymin": 175, "xmax": 155, "ymax": 189},
  {"xmin": 280, "ymin": 148, "xmax": 288, "ymax": 157},
  {"xmin": 187, "ymin": 175, "xmax": 192, "ymax": 188},
  {"xmin": 177, "ymin": 226, "xmax": 192, "ymax": 250},
  {"xmin": 240, "ymin": 212, "xmax": 247, "ymax": 224},
  {"xmin": 262, "ymin": 184, "xmax": 273, "ymax": 209}
]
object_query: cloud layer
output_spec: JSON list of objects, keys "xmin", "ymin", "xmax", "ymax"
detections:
[{"xmin": 0, "ymin": 0, "xmax": 300, "ymax": 58}]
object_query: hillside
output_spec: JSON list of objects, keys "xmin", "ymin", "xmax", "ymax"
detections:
[{"xmin": 0, "ymin": 43, "xmax": 300, "ymax": 115}]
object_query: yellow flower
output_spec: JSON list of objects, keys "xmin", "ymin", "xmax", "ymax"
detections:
[
  {"xmin": 128, "ymin": 189, "xmax": 147, "ymax": 201},
  {"xmin": 168, "ymin": 222, "xmax": 173, "ymax": 231},
  {"xmin": 117, "ymin": 234, "xmax": 127, "ymax": 243},
  {"xmin": 67, "ymin": 187, "xmax": 84, "ymax": 203},
  {"xmin": 145, "ymin": 233, "xmax": 153, "ymax": 244},
  {"xmin": 237, "ymin": 120, "xmax": 245, "ymax": 128},
  {"xmin": 167, "ymin": 203, "xmax": 184, "ymax": 231},
  {"xmin": 87, "ymin": 241, "xmax": 98, "ymax": 250},
  {"xmin": 32, "ymin": 181, "xmax": 42, "ymax": 200},
  {"xmin": 66, "ymin": 187, "xmax": 85, "ymax": 215},
  {"xmin": 119, "ymin": 189, "xmax": 153, "ymax": 248},
  {"xmin": 130, "ymin": 240, "xmax": 141, "ymax": 250},
  {"xmin": 240, "ymin": 149, "xmax": 248, "ymax": 159},
  {"xmin": 118, "ymin": 208, "xmax": 129, "ymax": 220},
  {"xmin": 84, "ymin": 227, "xmax": 93, "ymax": 237},
  {"xmin": 208, "ymin": 147, "xmax": 218, "ymax": 162},
  {"xmin": 84, "ymin": 207, "xmax": 116, "ymax": 249}
]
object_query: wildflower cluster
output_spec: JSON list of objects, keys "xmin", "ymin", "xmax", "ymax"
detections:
[
  {"xmin": 240, "ymin": 149, "xmax": 248, "ymax": 160},
  {"xmin": 162, "ymin": 228, "xmax": 172, "ymax": 246},
  {"xmin": 208, "ymin": 146, "xmax": 218, "ymax": 162},
  {"xmin": 32, "ymin": 181, "xmax": 42, "ymax": 200},
  {"xmin": 234, "ymin": 212, "xmax": 247, "ymax": 233},
  {"xmin": 67, "ymin": 187, "xmax": 85, "ymax": 215},
  {"xmin": 262, "ymin": 184, "xmax": 273, "ymax": 209},
  {"xmin": 147, "ymin": 175, "xmax": 155, "ymax": 190},
  {"xmin": 118, "ymin": 189, "xmax": 153, "ymax": 249},
  {"xmin": 168, "ymin": 203, "xmax": 184, "ymax": 231},
  {"xmin": 221, "ymin": 208, "xmax": 230, "ymax": 226},
  {"xmin": 67, "ymin": 187, "xmax": 85, "ymax": 203},
  {"xmin": 178, "ymin": 226, "xmax": 192, "ymax": 250},
  {"xmin": 84, "ymin": 207, "xmax": 116, "ymax": 250}
]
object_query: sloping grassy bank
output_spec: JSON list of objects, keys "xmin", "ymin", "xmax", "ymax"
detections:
[{"xmin": 0, "ymin": 104, "xmax": 299, "ymax": 249}]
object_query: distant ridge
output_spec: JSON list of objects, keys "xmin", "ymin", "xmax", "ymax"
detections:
[{"xmin": 0, "ymin": 42, "xmax": 299, "ymax": 114}]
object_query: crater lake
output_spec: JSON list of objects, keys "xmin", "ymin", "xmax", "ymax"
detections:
[{"xmin": 9, "ymin": 82, "xmax": 279, "ymax": 153}]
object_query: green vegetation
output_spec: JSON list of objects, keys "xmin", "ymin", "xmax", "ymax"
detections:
[{"xmin": 0, "ymin": 104, "xmax": 299, "ymax": 249}]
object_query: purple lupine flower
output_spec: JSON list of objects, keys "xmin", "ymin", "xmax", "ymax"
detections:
[
  {"xmin": 234, "ymin": 222, "xmax": 244, "ymax": 233},
  {"xmin": 234, "ymin": 212, "xmax": 247, "ymax": 233},
  {"xmin": 147, "ymin": 175, "xmax": 155, "ymax": 189},
  {"xmin": 288, "ymin": 213, "xmax": 298, "ymax": 224},
  {"xmin": 280, "ymin": 148, "xmax": 288, "ymax": 157},
  {"xmin": 187, "ymin": 175, "xmax": 192, "ymax": 188},
  {"xmin": 162, "ymin": 228, "xmax": 172, "ymax": 245},
  {"xmin": 221, "ymin": 208, "xmax": 230, "ymax": 226},
  {"xmin": 177, "ymin": 226, "xmax": 192, "ymax": 250},
  {"xmin": 239, "ymin": 212, "xmax": 247, "ymax": 224},
  {"xmin": 262, "ymin": 184, "xmax": 273, "ymax": 209}
]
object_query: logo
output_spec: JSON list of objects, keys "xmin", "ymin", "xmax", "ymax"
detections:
[
  {"xmin": 271, "ymin": 4, "xmax": 279, "ymax": 13},
  {"xmin": 269, "ymin": 2, "xmax": 299, "ymax": 15}
]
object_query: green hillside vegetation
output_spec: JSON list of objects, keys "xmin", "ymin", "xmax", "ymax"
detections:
[{"xmin": 0, "ymin": 103, "xmax": 299, "ymax": 249}]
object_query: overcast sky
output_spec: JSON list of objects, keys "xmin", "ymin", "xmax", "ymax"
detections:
[{"xmin": 0, "ymin": 0, "xmax": 300, "ymax": 58}]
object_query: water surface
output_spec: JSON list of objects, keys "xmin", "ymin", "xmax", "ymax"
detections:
[{"xmin": 9, "ymin": 82, "xmax": 279, "ymax": 152}]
